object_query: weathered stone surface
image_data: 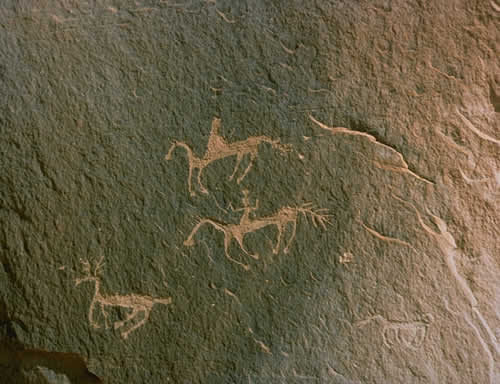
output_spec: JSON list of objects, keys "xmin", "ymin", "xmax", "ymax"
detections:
[{"xmin": 1, "ymin": 0, "xmax": 499, "ymax": 382}]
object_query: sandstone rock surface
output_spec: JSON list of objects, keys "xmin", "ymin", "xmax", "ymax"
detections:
[{"xmin": 1, "ymin": 1, "xmax": 499, "ymax": 383}]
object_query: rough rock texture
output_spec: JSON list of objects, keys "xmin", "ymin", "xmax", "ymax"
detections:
[{"xmin": 1, "ymin": 0, "xmax": 499, "ymax": 383}]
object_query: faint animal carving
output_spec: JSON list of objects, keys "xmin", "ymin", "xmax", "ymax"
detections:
[
  {"xmin": 184, "ymin": 192, "xmax": 331, "ymax": 269},
  {"xmin": 339, "ymin": 252, "xmax": 353, "ymax": 265},
  {"xmin": 165, "ymin": 117, "xmax": 289, "ymax": 195},
  {"xmin": 75, "ymin": 257, "xmax": 172, "ymax": 339},
  {"xmin": 355, "ymin": 313, "xmax": 434, "ymax": 350}
]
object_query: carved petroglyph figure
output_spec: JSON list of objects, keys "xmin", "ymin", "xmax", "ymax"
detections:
[
  {"xmin": 339, "ymin": 252, "xmax": 353, "ymax": 265},
  {"xmin": 355, "ymin": 313, "xmax": 434, "ymax": 350},
  {"xmin": 184, "ymin": 191, "xmax": 331, "ymax": 269},
  {"xmin": 75, "ymin": 257, "xmax": 172, "ymax": 339},
  {"xmin": 166, "ymin": 117, "xmax": 290, "ymax": 195}
]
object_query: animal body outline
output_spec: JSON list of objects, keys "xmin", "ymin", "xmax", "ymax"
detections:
[
  {"xmin": 355, "ymin": 313, "xmax": 434, "ymax": 350},
  {"xmin": 74, "ymin": 257, "xmax": 172, "ymax": 339},
  {"xmin": 166, "ymin": 117, "xmax": 289, "ymax": 196},
  {"xmin": 184, "ymin": 191, "xmax": 331, "ymax": 269}
]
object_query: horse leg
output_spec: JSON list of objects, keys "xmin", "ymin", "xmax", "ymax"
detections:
[
  {"xmin": 184, "ymin": 221, "xmax": 203, "ymax": 246},
  {"xmin": 229, "ymin": 153, "xmax": 243, "ymax": 180},
  {"xmin": 273, "ymin": 224, "xmax": 283, "ymax": 255},
  {"xmin": 237, "ymin": 152, "xmax": 256, "ymax": 184},
  {"xmin": 284, "ymin": 220, "xmax": 297, "ymax": 254},
  {"xmin": 224, "ymin": 233, "xmax": 250, "ymax": 270},
  {"xmin": 187, "ymin": 163, "xmax": 196, "ymax": 197},
  {"xmin": 185, "ymin": 219, "xmax": 224, "ymax": 246},
  {"xmin": 235, "ymin": 233, "xmax": 259, "ymax": 260},
  {"xmin": 197, "ymin": 166, "xmax": 209, "ymax": 195},
  {"xmin": 89, "ymin": 302, "xmax": 100, "ymax": 329}
]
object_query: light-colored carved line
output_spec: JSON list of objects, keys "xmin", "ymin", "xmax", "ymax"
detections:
[
  {"xmin": 258, "ymin": 84, "xmax": 277, "ymax": 95},
  {"xmin": 280, "ymin": 41, "xmax": 296, "ymax": 54},
  {"xmin": 216, "ymin": 9, "xmax": 236, "ymax": 23},
  {"xmin": 184, "ymin": 193, "xmax": 330, "ymax": 268},
  {"xmin": 464, "ymin": 313, "xmax": 495, "ymax": 384},
  {"xmin": 309, "ymin": 114, "xmax": 434, "ymax": 185},
  {"xmin": 355, "ymin": 313, "xmax": 433, "ymax": 350},
  {"xmin": 75, "ymin": 258, "xmax": 171, "ymax": 339},
  {"xmin": 223, "ymin": 288, "xmax": 240, "ymax": 304},
  {"xmin": 391, "ymin": 194, "xmax": 500, "ymax": 360},
  {"xmin": 360, "ymin": 221, "xmax": 417, "ymax": 252},
  {"xmin": 459, "ymin": 168, "xmax": 490, "ymax": 184},
  {"xmin": 372, "ymin": 161, "xmax": 434, "ymax": 185},
  {"xmin": 166, "ymin": 117, "xmax": 287, "ymax": 195},
  {"xmin": 456, "ymin": 108, "xmax": 500, "ymax": 145},
  {"xmin": 254, "ymin": 339, "xmax": 272, "ymax": 354}
]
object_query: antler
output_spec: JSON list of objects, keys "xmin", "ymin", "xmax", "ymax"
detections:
[
  {"xmin": 75, "ymin": 258, "xmax": 93, "ymax": 286},
  {"xmin": 77, "ymin": 256, "xmax": 105, "ymax": 278},
  {"xmin": 94, "ymin": 255, "xmax": 106, "ymax": 276},
  {"xmin": 299, "ymin": 203, "xmax": 332, "ymax": 230},
  {"xmin": 79, "ymin": 258, "xmax": 91, "ymax": 276}
]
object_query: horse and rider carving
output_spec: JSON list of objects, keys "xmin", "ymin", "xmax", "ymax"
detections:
[
  {"xmin": 184, "ymin": 190, "xmax": 331, "ymax": 270},
  {"xmin": 166, "ymin": 117, "xmax": 290, "ymax": 196}
]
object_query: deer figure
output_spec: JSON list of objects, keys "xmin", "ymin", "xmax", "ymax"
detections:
[
  {"xmin": 74, "ymin": 257, "xmax": 172, "ymax": 339},
  {"xmin": 165, "ymin": 117, "xmax": 290, "ymax": 196},
  {"xmin": 184, "ymin": 195, "xmax": 331, "ymax": 269}
]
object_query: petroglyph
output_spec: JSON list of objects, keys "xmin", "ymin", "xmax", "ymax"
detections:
[
  {"xmin": 359, "ymin": 220, "xmax": 417, "ymax": 252},
  {"xmin": 339, "ymin": 252, "xmax": 354, "ymax": 265},
  {"xmin": 308, "ymin": 114, "xmax": 434, "ymax": 185},
  {"xmin": 459, "ymin": 167, "xmax": 500, "ymax": 202},
  {"xmin": 355, "ymin": 313, "xmax": 434, "ymax": 350},
  {"xmin": 456, "ymin": 108, "xmax": 500, "ymax": 146},
  {"xmin": 75, "ymin": 257, "xmax": 172, "ymax": 339},
  {"xmin": 392, "ymin": 194, "xmax": 500, "ymax": 362},
  {"xmin": 184, "ymin": 190, "xmax": 331, "ymax": 269},
  {"xmin": 166, "ymin": 117, "xmax": 289, "ymax": 196}
]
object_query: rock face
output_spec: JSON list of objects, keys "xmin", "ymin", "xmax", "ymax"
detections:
[{"xmin": 1, "ymin": 0, "xmax": 499, "ymax": 383}]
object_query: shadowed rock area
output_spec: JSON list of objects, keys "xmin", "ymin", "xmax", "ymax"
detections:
[{"xmin": 1, "ymin": 0, "xmax": 499, "ymax": 383}]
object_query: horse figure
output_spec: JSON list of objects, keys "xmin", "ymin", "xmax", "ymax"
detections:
[
  {"xmin": 184, "ymin": 202, "xmax": 331, "ymax": 270},
  {"xmin": 166, "ymin": 117, "xmax": 288, "ymax": 196}
]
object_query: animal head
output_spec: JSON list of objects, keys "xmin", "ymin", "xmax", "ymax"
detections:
[
  {"xmin": 270, "ymin": 140, "xmax": 293, "ymax": 154},
  {"xmin": 297, "ymin": 203, "xmax": 332, "ymax": 229},
  {"xmin": 74, "ymin": 256, "xmax": 105, "ymax": 287}
]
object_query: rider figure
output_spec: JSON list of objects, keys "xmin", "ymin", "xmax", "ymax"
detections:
[
  {"xmin": 206, "ymin": 117, "xmax": 226, "ymax": 155},
  {"xmin": 234, "ymin": 189, "xmax": 259, "ymax": 226}
]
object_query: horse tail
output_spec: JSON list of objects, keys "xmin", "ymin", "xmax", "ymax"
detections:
[
  {"xmin": 184, "ymin": 219, "xmax": 227, "ymax": 246},
  {"xmin": 165, "ymin": 141, "xmax": 194, "ymax": 162}
]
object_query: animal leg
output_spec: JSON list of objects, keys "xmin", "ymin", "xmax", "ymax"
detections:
[
  {"xmin": 229, "ymin": 154, "xmax": 244, "ymax": 181},
  {"xmin": 273, "ymin": 224, "xmax": 283, "ymax": 255},
  {"xmin": 114, "ymin": 307, "xmax": 139, "ymax": 331},
  {"xmin": 121, "ymin": 308, "xmax": 150, "ymax": 340},
  {"xmin": 89, "ymin": 303, "xmax": 100, "ymax": 329},
  {"xmin": 100, "ymin": 302, "xmax": 111, "ymax": 329},
  {"xmin": 235, "ymin": 234, "xmax": 259, "ymax": 260},
  {"xmin": 184, "ymin": 226, "xmax": 198, "ymax": 246},
  {"xmin": 197, "ymin": 167, "xmax": 209, "ymax": 195},
  {"xmin": 224, "ymin": 233, "xmax": 250, "ymax": 270},
  {"xmin": 188, "ymin": 164, "xmax": 195, "ymax": 197},
  {"xmin": 237, "ymin": 152, "xmax": 256, "ymax": 184},
  {"xmin": 284, "ymin": 220, "xmax": 297, "ymax": 254}
]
